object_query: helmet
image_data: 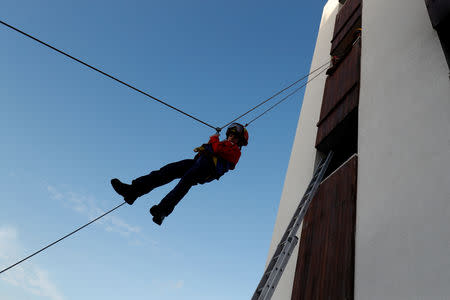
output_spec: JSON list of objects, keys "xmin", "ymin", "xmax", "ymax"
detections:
[{"xmin": 226, "ymin": 123, "xmax": 249, "ymax": 147}]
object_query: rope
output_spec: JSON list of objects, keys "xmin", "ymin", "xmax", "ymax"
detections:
[
  {"xmin": 1, "ymin": 19, "xmax": 332, "ymax": 133},
  {"xmin": 0, "ymin": 201, "xmax": 126, "ymax": 275},
  {"xmin": 0, "ymin": 19, "xmax": 217, "ymax": 131},
  {"xmin": 0, "ymin": 19, "xmax": 345, "ymax": 278},
  {"xmin": 0, "ymin": 65, "xmax": 329, "ymax": 275},
  {"xmin": 1, "ymin": 19, "xmax": 333, "ymax": 133},
  {"xmin": 245, "ymin": 64, "xmax": 329, "ymax": 127},
  {"xmin": 244, "ymin": 34, "xmax": 363, "ymax": 127},
  {"xmin": 218, "ymin": 60, "xmax": 331, "ymax": 131}
]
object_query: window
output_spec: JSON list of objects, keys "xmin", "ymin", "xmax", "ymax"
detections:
[
  {"xmin": 317, "ymin": 108, "xmax": 358, "ymax": 178},
  {"xmin": 425, "ymin": 0, "xmax": 450, "ymax": 69}
]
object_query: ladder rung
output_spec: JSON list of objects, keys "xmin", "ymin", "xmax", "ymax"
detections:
[
  {"xmin": 279, "ymin": 234, "xmax": 295, "ymax": 248},
  {"xmin": 294, "ymin": 205, "xmax": 303, "ymax": 215},
  {"xmin": 265, "ymin": 265, "xmax": 280, "ymax": 276},
  {"xmin": 251, "ymin": 152, "xmax": 333, "ymax": 300},
  {"xmin": 284, "ymin": 231, "xmax": 292, "ymax": 239},
  {"xmin": 265, "ymin": 267, "xmax": 274, "ymax": 276},
  {"xmin": 318, "ymin": 160, "xmax": 326, "ymax": 168},
  {"xmin": 273, "ymin": 254, "xmax": 281, "ymax": 261},
  {"xmin": 287, "ymin": 223, "xmax": 299, "ymax": 234},
  {"xmin": 315, "ymin": 167, "xmax": 324, "ymax": 175},
  {"xmin": 257, "ymin": 285, "xmax": 271, "ymax": 294},
  {"xmin": 279, "ymin": 238, "xmax": 288, "ymax": 248}
]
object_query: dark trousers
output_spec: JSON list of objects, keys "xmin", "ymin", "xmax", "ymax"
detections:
[{"xmin": 132, "ymin": 155, "xmax": 216, "ymax": 216}]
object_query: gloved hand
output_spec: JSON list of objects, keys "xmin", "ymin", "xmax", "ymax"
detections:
[
  {"xmin": 193, "ymin": 145, "xmax": 206, "ymax": 153},
  {"xmin": 213, "ymin": 128, "xmax": 221, "ymax": 137}
]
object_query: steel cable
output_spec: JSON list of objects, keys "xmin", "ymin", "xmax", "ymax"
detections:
[
  {"xmin": 245, "ymin": 65, "xmax": 329, "ymax": 127},
  {"xmin": 0, "ymin": 20, "xmax": 333, "ymax": 276},
  {"xmin": 1, "ymin": 19, "xmax": 330, "ymax": 133},
  {"xmin": 0, "ymin": 202, "xmax": 126, "ymax": 275},
  {"xmin": 0, "ymin": 19, "xmax": 218, "ymax": 130},
  {"xmin": 218, "ymin": 60, "xmax": 331, "ymax": 131}
]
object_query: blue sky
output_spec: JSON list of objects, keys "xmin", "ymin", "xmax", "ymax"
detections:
[{"xmin": 0, "ymin": 1, "xmax": 326, "ymax": 299}]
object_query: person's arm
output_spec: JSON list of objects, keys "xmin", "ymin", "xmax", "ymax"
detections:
[{"xmin": 209, "ymin": 136, "xmax": 241, "ymax": 165}]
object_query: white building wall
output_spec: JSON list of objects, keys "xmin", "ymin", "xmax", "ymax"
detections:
[
  {"xmin": 357, "ymin": 0, "xmax": 450, "ymax": 299},
  {"xmin": 265, "ymin": 0, "xmax": 450, "ymax": 299},
  {"xmin": 265, "ymin": 1, "xmax": 340, "ymax": 299}
]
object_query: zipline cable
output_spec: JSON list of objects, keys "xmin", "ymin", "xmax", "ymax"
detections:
[
  {"xmin": 218, "ymin": 60, "xmax": 331, "ymax": 131},
  {"xmin": 245, "ymin": 64, "xmax": 329, "ymax": 127},
  {"xmin": 244, "ymin": 35, "xmax": 362, "ymax": 127},
  {"xmin": 0, "ymin": 19, "xmax": 217, "ymax": 131},
  {"xmin": 0, "ymin": 19, "xmax": 331, "ymax": 133},
  {"xmin": 0, "ymin": 66, "xmax": 329, "ymax": 276},
  {"xmin": 0, "ymin": 68, "xmax": 330, "ymax": 277},
  {"xmin": 0, "ymin": 19, "xmax": 346, "ymax": 277},
  {"xmin": 0, "ymin": 201, "xmax": 127, "ymax": 275}
]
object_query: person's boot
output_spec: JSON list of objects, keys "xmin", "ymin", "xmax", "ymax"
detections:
[
  {"xmin": 149, "ymin": 205, "xmax": 165, "ymax": 226},
  {"xmin": 111, "ymin": 178, "xmax": 138, "ymax": 205}
]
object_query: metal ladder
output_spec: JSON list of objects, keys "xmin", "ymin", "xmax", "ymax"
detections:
[{"xmin": 251, "ymin": 151, "xmax": 333, "ymax": 300}]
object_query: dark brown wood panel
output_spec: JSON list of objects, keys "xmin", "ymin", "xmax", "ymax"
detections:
[
  {"xmin": 316, "ymin": 84, "xmax": 359, "ymax": 147},
  {"xmin": 319, "ymin": 41, "xmax": 361, "ymax": 124},
  {"xmin": 333, "ymin": 0, "xmax": 362, "ymax": 40},
  {"xmin": 291, "ymin": 155, "xmax": 357, "ymax": 300},
  {"xmin": 331, "ymin": 0, "xmax": 362, "ymax": 56}
]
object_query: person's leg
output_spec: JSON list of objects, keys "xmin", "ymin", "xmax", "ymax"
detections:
[
  {"xmin": 154, "ymin": 156, "xmax": 215, "ymax": 219},
  {"xmin": 132, "ymin": 159, "xmax": 195, "ymax": 195},
  {"xmin": 111, "ymin": 159, "xmax": 194, "ymax": 204}
]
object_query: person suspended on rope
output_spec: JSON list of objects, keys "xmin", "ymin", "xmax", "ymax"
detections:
[{"xmin": 110, "ymin": 123, "xmax": 249, "ymax": 225}]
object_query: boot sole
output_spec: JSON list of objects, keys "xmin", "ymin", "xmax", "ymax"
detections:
[
  {"xmin": 152, "ymin": 216, "xmax": 163, "ymax": 226},
  {"xmin": 111, "ymin": 179, "xmax": 136, "ymax": 205},
  {"xmin": 150, "ymin": 206, "xmax": 165, "ymax": 225}
]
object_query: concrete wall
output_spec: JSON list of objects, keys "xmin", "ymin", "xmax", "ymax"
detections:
[
  {"xmin": 265, "ymin": 1, "xmax": 340, "ymax": 299},
  {"xmin": 356, "ymin": 0, "xmax": 450, "ymax": 299}
]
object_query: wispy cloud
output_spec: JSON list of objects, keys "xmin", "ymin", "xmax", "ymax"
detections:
[
  {"xmin": 151, "ymin": 279, "xmax": 185, "ymax": 292},
  {"xmin": 0, "ymin": 226, "xmax": 65, "ymax": 300},
  {"xmin": 175, "ymin": 280, "xmax": 184, "ymax": 289},
  {"xmin": 47, "ymin": 185, "xmax": 141, "ymax": 237}
]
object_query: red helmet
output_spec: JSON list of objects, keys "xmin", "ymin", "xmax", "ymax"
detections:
[{"xmin": 226, "ymin": 123, "xmax": 249, "ymax": 147}]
